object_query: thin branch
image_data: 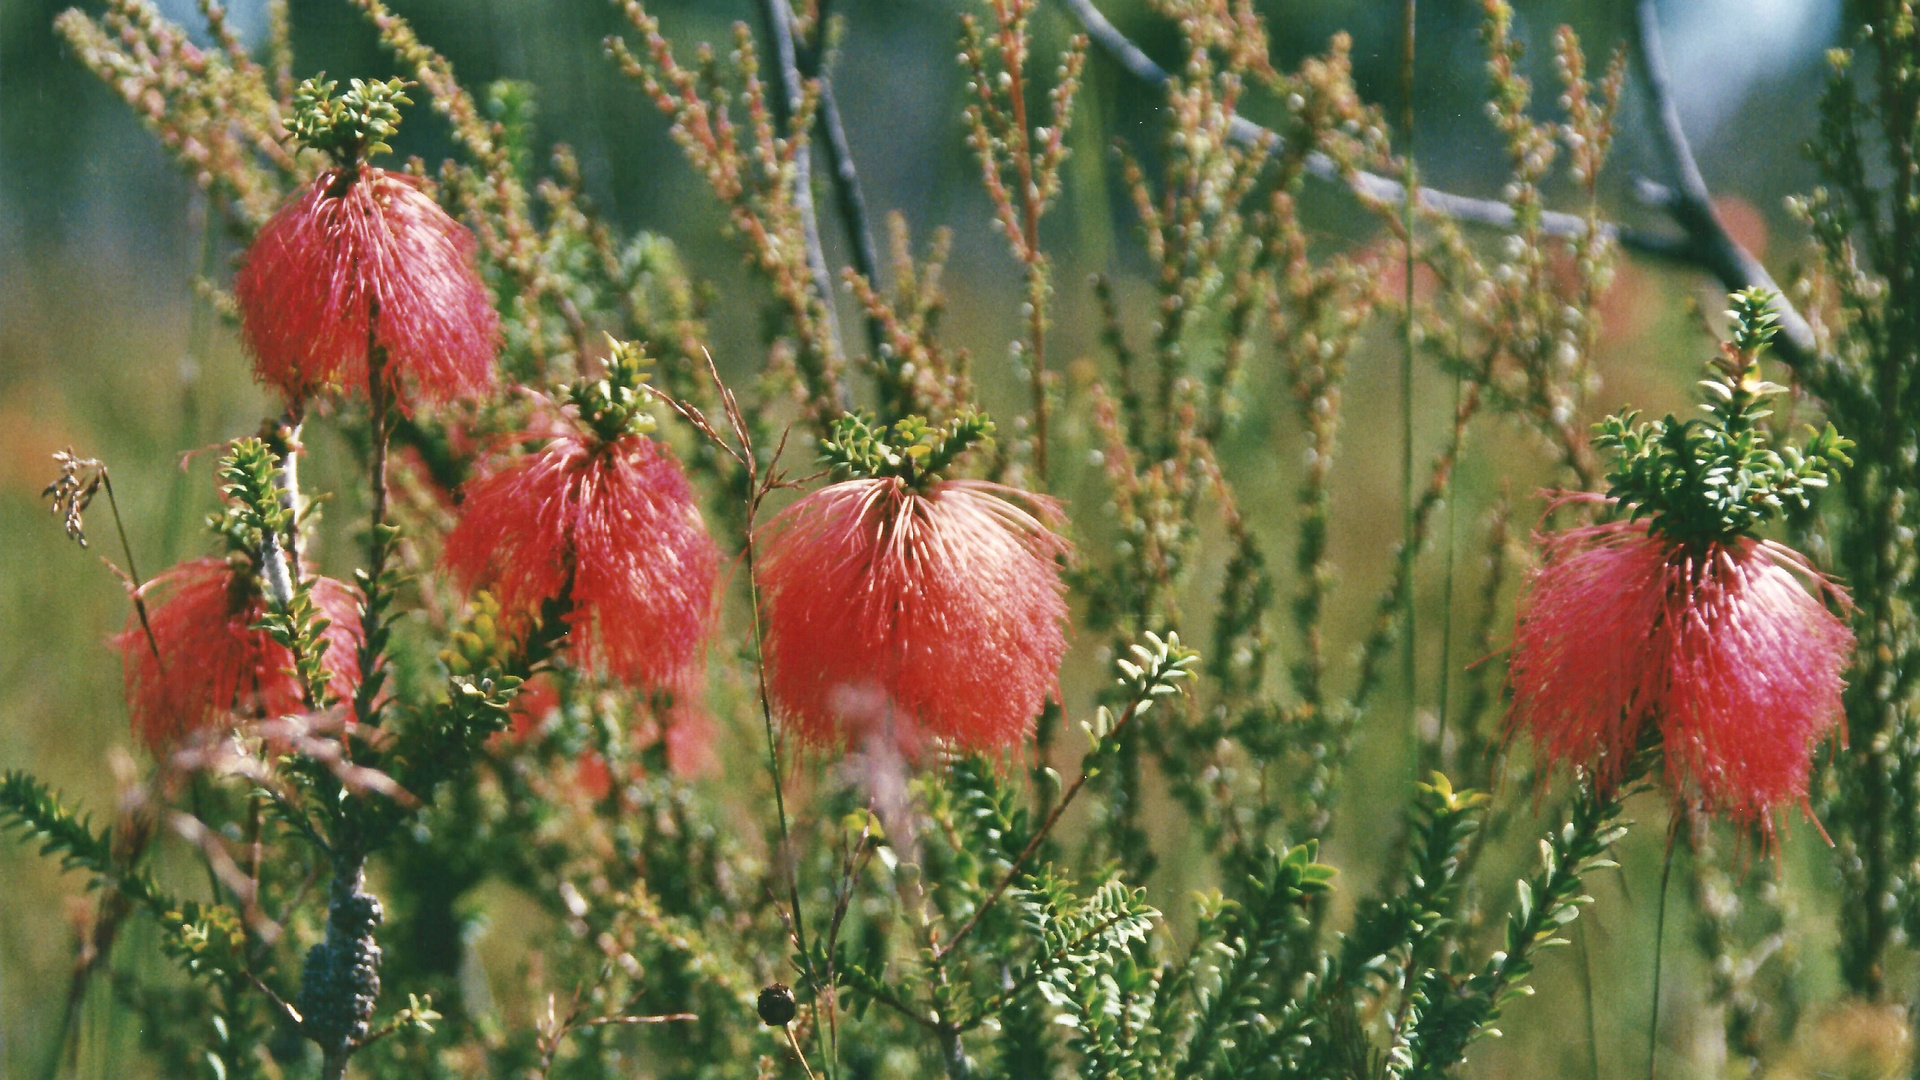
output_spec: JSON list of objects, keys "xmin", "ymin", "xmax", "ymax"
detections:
[
  {"xmin": 657, "ymin": 350, "xmax": 842, "ymax": 1074},
  {"xmin": 934, "ymin": 697, "xmax": 1148, "ymax": 964},
  {"xmin": 245, "ymin": 970, "xmax": 306, "ymax": 1029},
  {"xmin": 784, "ymin": 1023, "xmax": 822, "ymax": 1080},
  {"xmin": 97, "ymin": 472, "xmax": 159, "ymax": 656},
  {"xmin": 1627, "ymin": 0, "xmax": 1815, "ymax": 361},
  {"xmin": 1058, "ymin": 0, "xmax": 1818, "ymax": 367},
  {"xmin": 853, "ymin": 975, "xmax": 943, "ymax": 1032},
  {"xmin": 755, "ymin": 0, "xmax": 844, "ymax": 365},
  {"xmin": 792, "ymin": 0, "xmax": 886, "ymax": 362},
  {"xmin": 44, "ymin": 452, "xmax": 162, "ymax": 662},
  {"xmin": 533, "ymin": 981, "xmax": 696, "ymax": 1080},
  {"xmin": 959, "ymin": 908, "xmax": 1136, "ymax": 1031}
]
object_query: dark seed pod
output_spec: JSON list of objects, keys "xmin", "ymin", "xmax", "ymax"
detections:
[{"xmin": 757, "ymin": 983, "xmax": 797, "ymax": 1027}]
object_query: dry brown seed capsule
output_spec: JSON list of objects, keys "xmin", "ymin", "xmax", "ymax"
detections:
[{"xmin": 758, "ymin": 983, "xmax": 797, "ymax": 1027}]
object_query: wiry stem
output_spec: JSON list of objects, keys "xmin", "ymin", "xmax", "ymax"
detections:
[
  {"xmin": 937, "ymin": 1023, "xmax": 971, "ymax": 1079},
  {"xmin": 1003, "ymin": 32, "xmax": 1050, "ymax": 483},
  {"xmin": 1647, "ymin": 819, "xmax": 1679, "ymax": 1080},
  {"xmin": 1398, "ymin": 0, "xmax": 1419, "ymax": 781},
  {"xmin": 355, "ymin": 333, "xmax": 392, "ymax": 729},
  {"xmin": 1626, "ymin": 1, "xmax": 1813, "ymax": 364},
  {"xmin": 99, "ymin": 471, "xmax": 164, "ymax": 664}
]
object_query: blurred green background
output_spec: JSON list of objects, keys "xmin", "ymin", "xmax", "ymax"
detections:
[{"xmin": 0, "ymin": 0, "xmax": 1880, "ymax": 1076}]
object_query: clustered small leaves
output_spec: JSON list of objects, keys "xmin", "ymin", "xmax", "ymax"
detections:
[
  {"xmin": 0, "ymin": 770, "xmax": 134, "ymax": 886},
  {"xmin": 568, "ymin": 338, "xmax": 661, "ymax": 444},
  {"xmin": 1785, "ymin": 1, "xmax": 1920, "ymax": 999},
  {"xmin": 216, "ymin": 437, "xmax": 292, "ymax": 558},
  {"xmin": 956, "ymin": 0, "xmax": 1087, "ymax": 477},
  {"xmin": 1085, "ymin": 630, "xmax": 1199, "ymax": 746},
  {"xmin": 819, "ymin": 411, "xmax": 995, "ymax": 487},
  {"xmin": 607, "ymin": 5, "xmax": 844, "ymax": 421},
  {"xmin": 0, "ymin": 772, "xmax": 254, "ymax": 1003},
  {"xmin": 287, "ymin": 75, "xmax": 413, "ymax": 165},
  {"xmin": 1597, "ymin": 289, "xmax": 1853, "ymax": 546}
]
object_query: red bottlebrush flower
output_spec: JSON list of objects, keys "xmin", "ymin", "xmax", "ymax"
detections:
[
  {"xmin": 111, "ymin": 557, "xmax": 363, "ymax": 751},
  {"xmin": 1506, "ymin": 516, "xmax": 1853, "ymax": 829},
  {"xmin": 757, "ymin": 477, "xmax": 1071, "ymax": 755},
  {"xmin": 234, "ymin": 167, "xmax": 498, "ymax": 405},
  {"xmin": 442, "ymin": 431, "xmax": 719, "ymax": 692}
]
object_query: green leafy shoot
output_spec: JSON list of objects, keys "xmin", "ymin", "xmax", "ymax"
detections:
[
  {"xmin": 1084, "ymin": 630, "xmax": 1200, "ymax": 749},
  {"xmin": 0, "ymin": 770, "xmax": 123, "ymax": 884},
  {"xmin": 287, "ymin": 75, "xmax": 413, "ymax": 166},
  {"xmin": 217, "ymin": 437, "xmax": 292, "ymax": 557},
  {"xmin": 218, "ymin": 437, "xmax": 337, "ymax": 706},
  {"xmin": 1398, "ymin": 759, "xmax": 1643, "ymax": 1078},
  {"xmin": 568, "ymin": 337, "xmax": 660, "ymax": 444},
  {"xmin": 1595, "ymin": 288, "xmax": 1852, "ymax": 547},
  {"xmin": 820, "ymin": 411, "xmax": 995, "ymax": 488}
]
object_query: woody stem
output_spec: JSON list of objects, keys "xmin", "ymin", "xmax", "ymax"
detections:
[{"xmin": 302, "ymin": 308, "xmax": 393, "ymax": 1075}]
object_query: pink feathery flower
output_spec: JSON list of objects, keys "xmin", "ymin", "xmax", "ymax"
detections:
[
  {"xmin": 234, "ymin": 167, "xmax": 498, "ymax": 405},
  {"xmin": 757, "ymin": 477, "xmax": 1072, "ymax": 755},
  {"xmin": 1506, "ymin": 515, "xmax": 1853, "ymax": 828},
  {"xmin": 112, "ymin": 557, "xmax": 363, "ymax": 752},
  {"xmin": 442, "ymin": 431, "xmax": 719, "ymax": 693}
]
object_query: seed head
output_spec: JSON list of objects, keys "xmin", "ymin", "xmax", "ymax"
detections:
[{"xmin": 757, "ymin": 983, "xmax": 797, "ymax": 1027}]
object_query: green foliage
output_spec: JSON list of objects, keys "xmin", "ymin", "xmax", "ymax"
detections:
[
  {"xmin": 216, "ymin": 437, "xmax": 292, "ymax": 553},
  {"xmin": 1596, "ymin": 289, "xmax": 1852, "ymax": 546},
  {"xmin": 352, "ymin": 525, "xmax": 404, "ymax": 726},
  {"xmin": 569, "ymin": 338, "xmax": 661, "ymax": 444},
  {"xmin": 384, "ymin": 674, "xmax": 523, "ymax": 802},
  {"xmin": 1398, "ymin": 764, "xmax": 1640, "ymax": 1077},
  {"xmin": 219, "ymin": 437, "xmax": 340, "ymax": 705},
  {"xmin": 0, "ymin": 770, "xmax": 130, "ymax": 890},
  {"xmin": 1017, "ymin": 874, "xmax": 1161, "ymax": 1071},
  {"xmin": 1344, "ymin": 775, "xmax": 1487, "ymax": 996},
  {"xmin": 1779, "ymin": 7, "xmax": 1920, "ymax": 1000},
  {"xmin": 0, "ymin": 773, "xmax": 254, "ymax": 995},
  {"xmin": 1172, "ymin": 843, "xmax": 1338, "ymax": 1080},
  {"xmin": 288, "ymin": 75, "xmax": 413, "ymax": 165},
  {"xmin": 484, "ymin": 79, "xmax": 539, "ymax": 184},
  {"xmin": 819, "ymin": 410, "xmax": 995, "ymax": 486}
]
